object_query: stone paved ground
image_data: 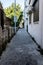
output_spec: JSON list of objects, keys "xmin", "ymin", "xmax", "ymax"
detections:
[{"xmin": 0, "ymin": 29, "xmax": 43, "ymax": 65}]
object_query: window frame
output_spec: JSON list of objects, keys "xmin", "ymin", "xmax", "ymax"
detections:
[{"xmin": 33, "ymin": 0, "xmax": 39, "ymax": 23}]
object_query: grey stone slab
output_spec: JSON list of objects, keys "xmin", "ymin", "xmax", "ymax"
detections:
[{"xmin": 0, "ymin": 29, "xmax": 43, "ymax": 65}]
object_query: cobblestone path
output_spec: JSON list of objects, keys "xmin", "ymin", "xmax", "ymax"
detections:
[{"xmin": 0, "ymin": 29, "xmax": 43, "ymax": 65}]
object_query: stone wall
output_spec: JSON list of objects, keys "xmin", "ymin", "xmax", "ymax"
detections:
[
  {"xmin": 0, "ymin": 2, "xmax": 17, "ymax": 55},
  {"xmin": 0, "ymin": 25, "xmax": 15, "ymax": 55},
  {"xmin": 0, "ymin": 26, "xmax": 2, "ymax": 54}
]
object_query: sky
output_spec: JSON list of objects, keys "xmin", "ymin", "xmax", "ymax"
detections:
[{"xmin": 0, "ymin": 0, "xmax": 24, "ymax": 10}]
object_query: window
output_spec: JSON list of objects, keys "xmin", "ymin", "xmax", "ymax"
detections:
[
  {"xmin": 33, "ymin": 0, "xmax": 39, "ymax": 23},
  {"xmin": 26, "ymin": 18, "xmax": 28, "ymax": 20},
  {"xmin": 25, "ymin": 5, "xmax": 28, "ymax": 8},
  {"xmin": 29, "ymin": 14, "xmax": 31, "ymax": 24}
]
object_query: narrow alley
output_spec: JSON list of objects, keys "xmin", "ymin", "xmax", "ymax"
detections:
[{"xmin": 0, "ymin": 29, "xmax": 43, "ymax": 65}]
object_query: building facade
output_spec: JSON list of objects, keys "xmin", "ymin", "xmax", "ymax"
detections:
[{"xmin": 24, "ymin": 0, "xmax": 43, "ymax": 48}]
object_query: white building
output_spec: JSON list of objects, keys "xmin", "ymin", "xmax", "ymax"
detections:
[{"xmin": 24, "ymin": 0, "xmax": 43, "ymax": 49}]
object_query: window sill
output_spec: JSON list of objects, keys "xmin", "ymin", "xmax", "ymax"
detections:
[{"xmin": 33, "ymin": 21, "xmax": 39, "ymax": 24}]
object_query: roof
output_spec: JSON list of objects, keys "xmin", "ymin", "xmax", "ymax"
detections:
[{"xmin": 6, "ymin": 17, "xmax": 11, "ymax": 21}]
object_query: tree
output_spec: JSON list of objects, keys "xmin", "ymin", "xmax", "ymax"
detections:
[
  {"xmin": 4, "ymin": 3, "xmax": 22, "ymax": 26},
  {"xmin": 16, "ymin": 12, "xmax": 23, "ymax": 27}
]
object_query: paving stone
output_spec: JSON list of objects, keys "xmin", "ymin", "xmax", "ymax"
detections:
[{"xmin": 0, "ymin": 29, "xmax": 43, "ymax": 65}]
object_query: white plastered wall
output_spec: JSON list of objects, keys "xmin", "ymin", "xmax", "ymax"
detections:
[{"xmin": 28, "ymin": 0, "xmax": 43, "ymax": 48}]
